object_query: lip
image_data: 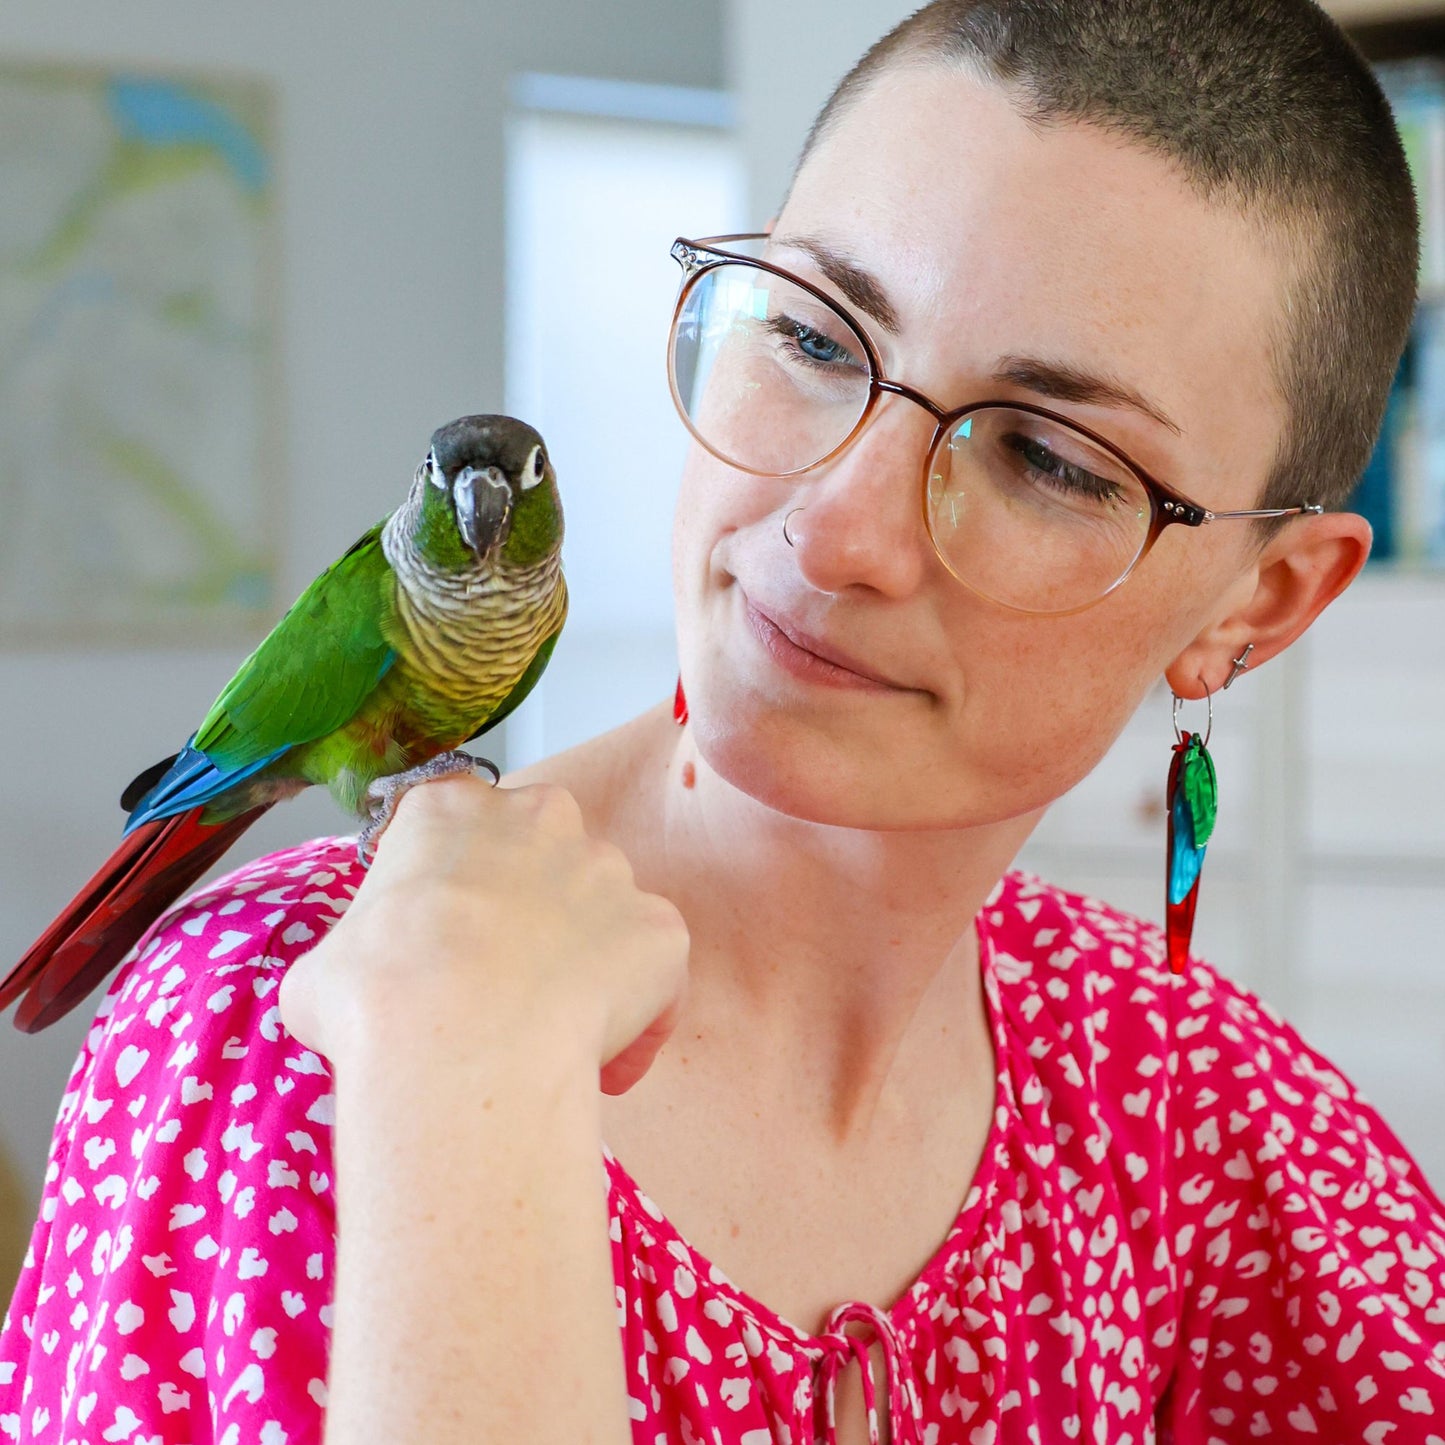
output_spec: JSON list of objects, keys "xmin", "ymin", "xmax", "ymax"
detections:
[{"xmin": 743, "ymin": 596, "xmax": 910, "ymax": 692}]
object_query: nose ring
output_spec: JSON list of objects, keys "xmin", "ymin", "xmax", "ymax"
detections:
[{"xmin": 783, "ymin": 507, "xmax": 803, "ymax": 548}]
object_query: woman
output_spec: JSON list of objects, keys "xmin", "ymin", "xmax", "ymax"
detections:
[{"xmin": 5, "ymin": 1, "xmax": 1444, "ymax": 1441}]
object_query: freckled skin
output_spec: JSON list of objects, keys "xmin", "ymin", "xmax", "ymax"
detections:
[{"xmin": 670, "ymin": 67, "xmax": 1328, "ymax": 837}]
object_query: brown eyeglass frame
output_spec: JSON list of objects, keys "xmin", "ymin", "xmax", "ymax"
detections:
[{"xmin": 668, "ymin": 233, "xmax": 1323, "ymax": 615}]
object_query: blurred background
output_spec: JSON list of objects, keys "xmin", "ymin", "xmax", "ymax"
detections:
[{"xmin": 0, "ymin": 0, "xmax": 1441, "ymax": 1294}]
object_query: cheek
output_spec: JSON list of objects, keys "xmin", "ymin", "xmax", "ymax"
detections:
[
  {"xmin": 942, "ymin": 597, "xmax": 1179, "ymax": 813},
  {"xmin": 665, "ymin": 454, "xmax": 1202, "ymax": 828}
]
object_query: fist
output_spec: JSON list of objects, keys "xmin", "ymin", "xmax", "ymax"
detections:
[{"xmin": 278, "ymin": 775, "xmax": 689, "ymax": 1095}]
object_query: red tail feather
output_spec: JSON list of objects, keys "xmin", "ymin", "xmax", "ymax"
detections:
[{"xmin": 1, "ymin": 806, "xmax": 271, "ymax": 1034}]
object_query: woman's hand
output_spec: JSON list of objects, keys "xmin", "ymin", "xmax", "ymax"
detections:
[{"xmin": 278, "ymin": 774, "xmax": 689, "ymax": 1095}]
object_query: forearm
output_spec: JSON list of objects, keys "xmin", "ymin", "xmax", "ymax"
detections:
[{"xmin": 322, "ymin": 1028, "xmax": 631, "ymax": 1445}]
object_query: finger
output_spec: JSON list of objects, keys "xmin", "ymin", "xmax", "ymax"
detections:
[
  {"xmin": 599, "ymin": 994, "xmax": 685, "ymax": 1097},
  {"xmin": 277, "ymin": 955, "xmax": 321, "ymax": 1052}
]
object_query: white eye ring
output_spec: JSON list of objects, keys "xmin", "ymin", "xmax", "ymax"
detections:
[
  {"xmin": 522, "ymin": 444, "xmax": 546, "ymax": 491},
  {"xmin": 423, "ymin": 449, "xmax": 445, "ymax": 488}
]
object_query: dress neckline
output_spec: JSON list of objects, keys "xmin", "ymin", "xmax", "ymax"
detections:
[{"xmin": 600, "ymin": 889, "xmax": 1019, "ymax": 1353}]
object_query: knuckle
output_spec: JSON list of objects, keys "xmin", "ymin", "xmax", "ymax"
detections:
[
  {"xmin": 585, "ymin": 835, "xmax": 633, "ymax": 880},
  {"xmin": 521, "ymin": 782, "xmax": 584, "ymax": 830},
  {"xmin": 392, "ymin": 777, "xmax": 458, "ymax": 822},
  {"xmin": 644, "ymin": 891, "xmax": 689, "ymax": 940}
]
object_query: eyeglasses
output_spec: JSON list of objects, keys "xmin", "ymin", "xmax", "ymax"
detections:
[{"xmin": 666, "ymin": 233, "xmax": 1321, "ymax": 616}]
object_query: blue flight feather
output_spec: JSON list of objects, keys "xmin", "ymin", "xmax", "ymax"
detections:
[
  {"xmin": 1168, "ymin": 786, "xmax": 1206, "ymax": 905},
  {"xmin": 123, "ymin": 736, "xmax": 291, "ymax": 835}
]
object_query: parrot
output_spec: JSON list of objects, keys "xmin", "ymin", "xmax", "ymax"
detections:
[{"xmin": 0, "ymin": 414, "xmax": 566, "ymax": 1034}]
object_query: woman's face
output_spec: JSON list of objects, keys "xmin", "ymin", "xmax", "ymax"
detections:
[{"xmin": 672, "ymin": 64, "xmax": 1290, "ymax": 831}]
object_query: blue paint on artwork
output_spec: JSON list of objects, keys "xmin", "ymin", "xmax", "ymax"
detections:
[{"xmin": 107, "ymin": 78, "xmax": 269, "ymax": 193}]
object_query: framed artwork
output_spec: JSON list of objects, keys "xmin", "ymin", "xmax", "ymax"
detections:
[{"xmin": 0, "ymin": 62, "xmax": 280, "ymax": 645}]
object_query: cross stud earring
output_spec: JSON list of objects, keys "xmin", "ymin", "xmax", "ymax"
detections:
[{"xmin": 1223, "ymin": 643, "xmax": 1254, "ymax": 690}]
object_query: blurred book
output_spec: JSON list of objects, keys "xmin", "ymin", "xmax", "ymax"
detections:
[
  {"xmin": 1379, "ymin": 59, "xmax": 1445, "ymax": 292},
  {"xmin": 1351, "ymin": 350, "xmax": 1404, "ymax": 564},
  {"xmin": 1414, "ymin": 302, "xmax": 1445, "ymax": 564},
  {"xmin": 1359, "ymin": 61, "xmax": 1445, "ymax": 567}
]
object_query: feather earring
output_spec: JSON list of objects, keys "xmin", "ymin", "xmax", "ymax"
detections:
[
  {"xmin": 1165, "ymin": 689, "xmax": 1218, "ymax": 975},
  {"xmin": 674, "ymin": 676, "xmax": 688, "ymax": 726}
]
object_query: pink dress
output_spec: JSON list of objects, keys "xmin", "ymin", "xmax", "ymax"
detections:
[{"xmin": 3, "ymin": 835, "xmax": 1444, "ymax": 1444}]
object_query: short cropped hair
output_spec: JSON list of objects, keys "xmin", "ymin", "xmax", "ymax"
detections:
[{"xmin": 797, "ymin": 0, "xmax": 1419, "ymax": 528}]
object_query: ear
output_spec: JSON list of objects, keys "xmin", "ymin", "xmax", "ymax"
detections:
[{"xmin": 1164, "ymin": 511, "xmax": 1372, "ymax": 699}]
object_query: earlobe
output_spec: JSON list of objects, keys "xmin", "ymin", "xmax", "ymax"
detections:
[{"xmin": 1164, "ymin": 510, "xmax": 1372, "ymax": 696}]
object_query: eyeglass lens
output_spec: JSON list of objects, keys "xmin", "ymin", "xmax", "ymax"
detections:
[{"xmin": 669, "ymin": 259, "xmax": 1153, "ymax": 612}]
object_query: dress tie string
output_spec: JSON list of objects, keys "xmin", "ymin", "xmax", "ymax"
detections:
[{"xmin": 817, "ymin": 1300, "xmax": 923, "ymax": 1445}]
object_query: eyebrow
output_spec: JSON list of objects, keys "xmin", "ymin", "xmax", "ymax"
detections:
[
  {"xmin": 771, "ymin": 233, "xmax": 902, "ymax": 335},
  {"xmin": 770, "ymin": 235, "xmax": 1181, "ymax": 435},
  {"xmin": 994, "ymin": 355, "xmax": 1182, "ymax": 435}
]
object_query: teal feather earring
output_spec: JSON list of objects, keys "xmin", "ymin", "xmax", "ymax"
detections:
[{"xmin": 1165, "ymin": 687, "xmax": 1218, "ymax": 975}]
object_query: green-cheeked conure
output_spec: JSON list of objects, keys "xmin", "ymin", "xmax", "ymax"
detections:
[{"xmin": 0, "ymin": 414, "xmax": 566, "ymax": 1033}]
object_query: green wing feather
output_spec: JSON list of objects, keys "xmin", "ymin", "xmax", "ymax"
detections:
[
  {"xmin": 1182, "ymin": 736, "xmax": 1218, "ymax": 847},
  {"xmin": 194, "ymin": 522, "xmax": 398, "ymax": 772}
]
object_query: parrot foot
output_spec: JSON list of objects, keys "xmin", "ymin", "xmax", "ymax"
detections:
[{"xmin": 356, "ymin": 750, "xmax": 500, "ymax": 865}]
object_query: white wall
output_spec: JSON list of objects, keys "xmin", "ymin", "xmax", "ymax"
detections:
[
  {"xmin": 0, "ymin": 0, "xmax": 721, "ymax": 1225},
  {"xmin": 728, "ymin": 0, "xmax": 912, "ymax": 224},
  {"xmin": 505, "ymin": 110, "xmax": 744, "ymax": 765}
]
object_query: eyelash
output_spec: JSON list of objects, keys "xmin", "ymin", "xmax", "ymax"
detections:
[
  {"xmin": 763, "ymin": 314, "xmax": 863, "ymax": 371},
  {"xmin": 1008, "ymin": 434, "xmax": 1121, "ymax": 501}
]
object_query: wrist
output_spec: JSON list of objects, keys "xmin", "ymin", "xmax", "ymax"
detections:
[{"xmin": 315, "ymin": 960, "xmax": 607, "ymax": 1081}]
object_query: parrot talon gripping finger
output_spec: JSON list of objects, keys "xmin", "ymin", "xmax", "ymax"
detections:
[
  {"xmin": 355, "ymin": 750, "xmax": 499, "ymax": 865},
  {"xmin": 1, "ymin": 414, "xmax": 567, "ymax": 1031}
]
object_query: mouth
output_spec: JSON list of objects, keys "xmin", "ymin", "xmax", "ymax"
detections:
[{"xmin": 742, "ymin": 596, "xmax": 912, "ymax": 693}]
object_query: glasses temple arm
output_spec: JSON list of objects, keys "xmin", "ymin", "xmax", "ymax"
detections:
[{"xmin": 1202, "ymin": 504, "xmax": 1324, "ymax": 521}]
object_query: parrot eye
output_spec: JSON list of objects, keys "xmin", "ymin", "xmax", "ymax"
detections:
[
  {"xmin": 424, "ymin": 450, "xmax": 445, "ymax": 488},
  {"xmin": 522, "ymin": 445, "xmax": 546, "ymax": 490}
]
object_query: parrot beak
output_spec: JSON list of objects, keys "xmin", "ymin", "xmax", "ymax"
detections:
[{"xmin": 452, "ymin": 465, "xmax": 513, "ymax": 559}]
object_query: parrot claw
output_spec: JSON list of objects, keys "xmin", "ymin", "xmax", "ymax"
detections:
[{"xmin": 355, "ymin": 749, "xmax": 500, "ymax": 866}]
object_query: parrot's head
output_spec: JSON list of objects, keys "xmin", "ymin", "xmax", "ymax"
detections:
[{"xmin": 410, "ymin": 414, "xmax": 563, "ymax": 569}]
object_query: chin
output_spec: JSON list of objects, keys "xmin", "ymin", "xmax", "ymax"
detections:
[{"xmin": 683, "ymin": 664, "xmax": 1088, "ymax": 836}]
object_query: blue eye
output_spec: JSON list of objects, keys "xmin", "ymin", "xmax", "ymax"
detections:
[
  {"xmin": 797, "ymin": 326, "xmax": 844, "ymax": 363},
  {"xmin": 764, "ymin": 313, "xmax": 862, "ymax": 370},
  {"xmin": 1008, "ymin": 433, "xmax": 1121, "ymax": 503}
]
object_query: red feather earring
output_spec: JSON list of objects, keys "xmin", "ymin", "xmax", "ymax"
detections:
[
  {"xmin": 673, "ymin": 677, "xmax": 688, "ymax": 726},
  {"xmin": 1165, "ymin": 696, "xmax": 1217, "ymax": 976}
]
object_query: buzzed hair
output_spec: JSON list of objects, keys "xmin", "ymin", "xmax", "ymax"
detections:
[{"xmin": 797, "ymin": 0, "xmax": 1419, "ymax": 529}]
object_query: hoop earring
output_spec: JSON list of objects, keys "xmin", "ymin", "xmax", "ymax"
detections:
[
  {"xmin": 1165, "ymin": 684, "xmax": 1218, "ymax": 975},
  {"xmin": 783, "ymin": 508, "xmax": 803, "ymax": 548}
]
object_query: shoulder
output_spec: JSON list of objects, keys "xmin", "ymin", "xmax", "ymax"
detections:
[
  {"xmin": 100, "ymin": 833, "xmax": 360, "ymax": 1049},
  {"xmin": 983, "ymin": 866, "xmax": 1433, "ymax": 1180},
  {"xmin": 0, "ymin": 838, "xmax": 358, "ymax": 1435},
  {"xmin": 32, "ymin": 833, "xmax": 362, "ymax": 1147},
  {"xmin": 986, "ymin": 867, "xmax": 1168, "ymax": 978},
  {"xmin": 983, "ymin": 868, "xmax": 1175, "ymax": 1089}
]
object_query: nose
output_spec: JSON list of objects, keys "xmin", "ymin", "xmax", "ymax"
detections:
[{"xmin": 783, "ymin": 391, "xmax": 941, "ymax": 598}]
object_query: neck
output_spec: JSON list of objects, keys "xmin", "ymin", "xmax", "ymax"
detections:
[{"xmin": 612, "ymin": 704, "xmax": 1041, "ymax": 1140}]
